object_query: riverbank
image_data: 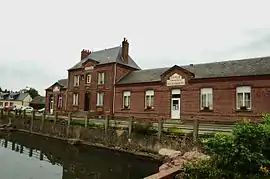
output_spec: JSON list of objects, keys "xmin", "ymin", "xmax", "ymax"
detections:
[
  {"xmin": 17, "ymin": 128, "xmax": 162, "ymax": 161},
  {"xmin": 0, "ymin": 112, "xmax": 197, "ymax": 160}
]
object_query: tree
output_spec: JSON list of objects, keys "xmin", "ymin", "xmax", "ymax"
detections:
[
  {"xmin": 0, "ymin": 87, "xmax": 2, "ymax": 92},
  {"xmin": 27, "ymin": 88, "xmax": 40, "ymax": 99}
]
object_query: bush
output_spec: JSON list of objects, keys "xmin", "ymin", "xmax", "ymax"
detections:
[
  {"xmin": 132, "ymin": 122, "xmax": 157, "ymax": 135},
  {"xmin": 183, "ymin": 114, "xmax": 270, "ymax": 179}
]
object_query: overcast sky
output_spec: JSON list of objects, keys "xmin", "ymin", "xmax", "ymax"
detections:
[{"xmin": 1, "ymin": 0, "xmax": 270, "ymax": 96}]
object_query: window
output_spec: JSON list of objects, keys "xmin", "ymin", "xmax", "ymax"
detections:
[
  {"xmin": 10, "ymin": 102, "xmax": 13, "ymax": 106},
  {"xmin": 200, "ymin": 88, "xmax": 213, "ymax": 110},
  {"xmin": 10, "ymin": 94, "xmax": 14, "ymax": 99},
  {"xmin": 86, "ymin": 74, "xmax": 91, "ymax": 84},
  {"xmin": 73, "ymin": 93, "xmax": 79, "ymax": 106},
  {"xmin": 97, "ymin": 92, "xmax": 104, "ymax": 106},
  {"xmin": 0, "ymin": 102, "xmax": 2, "ymax": 107},
  {"xmin": 4, "ymin": 102, "xmax": 8, "ymax": 107},
  {"xmin": 81, "ymin": 75, "xmax": 85, "ymax": 81},
  {"xmin": 57, "ymin": 95, "xmax": 63, "ymax": 109},
  {"xmin": 123, "ymin": 91, "xmax": 131, "ymax": 109},
  {"xmin": 236, "ymin": 86, "xmax": 251, "ymax": 110},
  {"xmin": 145, "ymin": 90, "xmax": 154, "ymax": 109},
  {"xmin": 98, "ymin": 72, "xmax": 105, "ymax": 85},
  {"xmin": 74, "ymin": 75, "xmax": 80, "ymax": 86}
]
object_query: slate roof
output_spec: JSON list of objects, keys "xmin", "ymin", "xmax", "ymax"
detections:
[
  {"xmin": 0, "ymin": 92, "xmax": 30, "ymax": 101},
  {"xmin": 30, "ymin": 96, "xmax": 45, "ymax": 105},
  {"xmin": 117, "ymin": 56, "xmax": 270, "ymax": 84},
  {"xmin": 46, "ymin": 79, "xmax": 68, "ymax": 90},
  {"xmin": 57, "ymin": 79, "xmax": 68, "ymax": 88},
  {"xmin": 68, "ymin": 46, "xmax": 141, "ymax": 70}
]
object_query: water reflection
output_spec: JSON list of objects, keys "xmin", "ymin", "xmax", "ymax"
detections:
[{"xmin": 0, "ymin": 132, "xmax": 160, "ymax": 179}]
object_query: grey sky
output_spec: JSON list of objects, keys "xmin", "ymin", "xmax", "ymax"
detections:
[{"xmin": 1, "ymin": 0, "xmax": 270, "ymax": 96}]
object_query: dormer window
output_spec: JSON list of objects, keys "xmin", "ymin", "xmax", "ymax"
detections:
[{"xmin": 10, "ymin": 94, "xmax": 14, "ymax": 99}]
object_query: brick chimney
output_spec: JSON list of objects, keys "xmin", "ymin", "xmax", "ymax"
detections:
[
  {"xmin": 122, "ymin": 38, "xmax": 129, "ymax": 64},
  {"xmin": 81, "ymin": 49, "xmax": 91, "ymax": 60}
]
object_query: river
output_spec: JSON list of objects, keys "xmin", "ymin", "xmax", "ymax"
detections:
[{"xmin": 0, "ymin": 132, "xmax": 161, "ymax": 179}]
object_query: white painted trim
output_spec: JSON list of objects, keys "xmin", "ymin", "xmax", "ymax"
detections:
[
  {"xmin": 146, "ymin": 90, "xmax": 154, "ymax": 96},
  {"xmin": 171, "ymin": 89, "xmax": 180, "ymax": 94},
  {"xmin": 201, "ymin": 88, "xmax": 213, "ymax": 94},
  {"xmin": 236, "ymin": 86, "xmax": 251, "ymax": 93},
  {"xmin": 123, "ymin": 91, "xmax": 131, "ymax": 96}
]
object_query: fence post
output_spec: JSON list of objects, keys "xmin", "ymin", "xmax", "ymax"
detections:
[
  {"xmin": 128, "ymin": 116, "xmax": 133, "ymax": 137},
  {"xmin": 158, "ymin": 118, "xmax": 163, "ymax": 140},
  {"xmin": 30, "ymin": 110, "xmax": 35, "ymax": 133},
  {"xmin": 23, "ymin": 110, "xmax": 26, "ymax": 119},
  {"xmin": 104, "ymin": 115, "xmax": 109, "ymax": 133},
  {"xmin": 84, "ymin": 115, "xmax": 88, "ymax": 128},
  {"xmin": 193, "ymin": 119, "xmax": 199, "ymax": 143},
  {"xmin": 19, "ymin": 110, "xmax": 22, "ymax": 119},
  {"xmin": 66, "ymin": 112, "xmax": 71, "ymax": 138},
  {"xmin": 0, "ymin": 108, "xmax": 3, "ymax": 119},
  {"xmin": 40, "ymin": 111, "xmax": 45, "ymax": 131}
]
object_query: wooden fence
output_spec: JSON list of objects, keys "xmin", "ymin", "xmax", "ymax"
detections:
[{"xmin": 0, "ymin": 109, "xmax": 235, "ymax": 141}]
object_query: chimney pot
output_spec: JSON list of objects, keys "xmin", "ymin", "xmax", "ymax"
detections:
[{"xmin": 81, "ymin": 49, "xmax": 91, "ymax": 61}]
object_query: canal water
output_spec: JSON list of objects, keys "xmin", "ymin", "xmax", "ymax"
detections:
[{"xmin": 0, "ymin": 132, "xmax": 161, "ymax": 179}]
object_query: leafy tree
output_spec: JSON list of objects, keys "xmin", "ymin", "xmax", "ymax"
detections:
[
  {"xmin": 0, "ymin": 87, "xmax": 2, "ymax": 92},
  {"xmin": 26, "ymin": 88, "xmax": 40, "ymax": 99},
  {"xmin": 183, "ymin": 115, "xmax": 270, "ymax": 179}
]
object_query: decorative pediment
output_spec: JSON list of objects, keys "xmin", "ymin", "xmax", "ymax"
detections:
[
  {"xmin": 53, "ymin": 85, "xmax": 60, "ymax": 92},
  {"xmin": 166, "ymin": 73, "xmax": 186, "ymax": 86}
]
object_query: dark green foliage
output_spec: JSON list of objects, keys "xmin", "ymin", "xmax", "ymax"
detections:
[
  {"xmin": 27, "ymin": 88, "xmax": 39, "ymax": 99},
  {"xmin": 183, "ymin": 114, "xmax": 270, "ymax": 179},
  {"xmin": 132, "ymin": 122, "xmax": 157, "ymax": 135}
]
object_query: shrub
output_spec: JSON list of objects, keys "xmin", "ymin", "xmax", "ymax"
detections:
[
  {"xmin": 183, "ymin": 114, "xmax": 270, "ymax": 178},
  {"xmin": 132, "ymin": 122, "xmax": 157, "ymax": 135}
]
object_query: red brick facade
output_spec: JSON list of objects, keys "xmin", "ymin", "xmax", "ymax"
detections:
[
  {"xmin": 115, "ymin": 75, "xmax": 270, "ymax": 122},
  {"xmin": 45, "ymin": 38, "xmax": 270, "ymax": 122}
]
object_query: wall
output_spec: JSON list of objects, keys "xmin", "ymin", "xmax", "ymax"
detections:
[
  {"xmin": 67, "ymin": 62, "xmax": 136, "ymax": 115},
  {"xmin": 22, "ymin": 95, "xmax": 32, "ymax": 106},
  {"xmin": 45, "ymin": 89, "xmax": 67, "ymax": 114},
  {"xmin": 115, "ymin": 74, "xmax": 270, "ymax": 122}
]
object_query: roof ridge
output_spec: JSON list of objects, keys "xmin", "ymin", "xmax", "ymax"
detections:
[{"xmin": 185, "ymin": 55, "xmax": 270, "ymax": 66}]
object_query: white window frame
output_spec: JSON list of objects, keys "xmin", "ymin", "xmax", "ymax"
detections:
[
  {"xmin": 98, "ymin": 72, "xmax": 105, "ymax": 85},
  {"xmin": 97, "ymin": 92, "xmax": 104, "ymax": 106},
  {"xmin": 73, "ymin": 93, "xmax": 79, "ymax": 106},
  {"xmin": 200, "ymin": 88, "xmax": 213, "ymax": 110},
  {"xmin": 74, "ymin": 75, "xmax": 80, "ymax": 86},
  {"xmin": 236, "ymin": 86, "xmax": 251, "ymax": 110},
  {"xmin": 145, "ymin": 90, "xmax": 154, "ymax": 109},
  {"xmin": 86, "ymin": 74, "xmax": 91, "ymax": 84},
  {"xmin": 123, "ymin": 91, "xmax": 131, "ymax": 109}
]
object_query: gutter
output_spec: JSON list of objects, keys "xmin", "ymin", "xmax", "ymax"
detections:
[{"xmin": 112, "ymin": 62, "xmax": 117, "ymax": 115}]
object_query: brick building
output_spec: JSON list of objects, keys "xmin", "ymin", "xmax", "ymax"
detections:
[{"xmin": 46, "ymin": 38, "xmax": 270, "ymax": 121}]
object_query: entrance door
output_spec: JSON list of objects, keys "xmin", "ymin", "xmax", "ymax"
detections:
[
  {"xmin": 171, "ymin": 89, "xmax": 181, "ymax": 119},
  {"xmin": 84, "ymin": 92, "xmax": 90, "ymax": 111},
  {"xmin": 50, "ymin": 95, "xmax": 54, "ymax": 114}
]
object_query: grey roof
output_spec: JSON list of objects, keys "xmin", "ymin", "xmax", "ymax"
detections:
[
  {"xmin": 0, "ymin": 92, "xmax": 30, "ymax": 101},
  {"xmin": 30, "ymin": 96, "xmax": 45, "ymax": 104},
  {"xmin": 68, "ymin": 46, "xmax": 141, "ymax": 70},
  {"xmin": 57, "ymin": 79, "xmax": 68, "ymax": 88},
  {"xmin": 117, "ymin": 56, "xmax": 270, "ymax": 84},
  {"xmin": 117, "ymin": 67, "xmax": 169, "ymax": 84}
]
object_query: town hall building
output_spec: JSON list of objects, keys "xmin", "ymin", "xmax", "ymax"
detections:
[{"xmin": 45, "ymin": 38, "xmax": 270, "ymax": 122}]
